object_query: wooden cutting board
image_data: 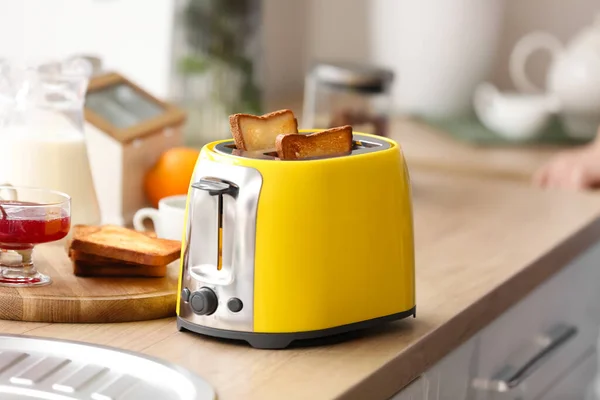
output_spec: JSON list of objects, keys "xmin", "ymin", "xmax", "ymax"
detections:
[{"xmin": 0, "ymin": 243, "xmax": 179, "ymax": 323}]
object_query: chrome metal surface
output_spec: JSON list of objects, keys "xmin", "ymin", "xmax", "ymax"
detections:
[
  {"xmin": 191, "ymin": 179, "xmax": 232, "ymax": 195},
  {"xmin": 472, "ymin": 323, "xmax": 578, "ymax": 394},
  {"xmin": 214, "ymin": 133, "xmax": 391, "ymax": 160},
  {"xmin": 187, "ymin": 185, "xmax": 220, "ymax": 270},
  {"xmin": 0, "ymin": 334, "xmax": 216, "ymax": 400},
  {"xmin": 181, "ymin": 160, "xmax": 261, "ymax": 332}
]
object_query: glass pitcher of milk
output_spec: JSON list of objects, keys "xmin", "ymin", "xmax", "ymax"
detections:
[{"xmin": 0, "ymin": 58, "xmax": 101, "ymax": 226}]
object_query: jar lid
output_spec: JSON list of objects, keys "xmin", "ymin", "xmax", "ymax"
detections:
[
  {"xmin": 309, "ymin": 61, "xmax": 394, "ymax": 92},
  {"xmin": 69, "ymin": 54, "xmax": 103, "ymax": 76}
]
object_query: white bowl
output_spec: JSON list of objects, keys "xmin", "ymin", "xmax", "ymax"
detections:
[{"xmin": 473, "ymin": 82, "xmax": 560, "ymax": 141}]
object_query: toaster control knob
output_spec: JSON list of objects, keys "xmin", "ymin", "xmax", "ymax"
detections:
[
  {"xmin": 190, "ymin": 288, "xmax": 218, "ymax": 316},
  {"xmin": 181, "ymin": 288, "xmax": 191, "ymax": 303}
]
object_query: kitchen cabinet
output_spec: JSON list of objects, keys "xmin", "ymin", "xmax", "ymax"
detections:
[
  {"xmin": 389, "ymin": 376, "xmax": 427, "ymax": 400},
  {"xmin": 427, "ymin": 340, "xmax": 477, "ymax": 400},
  {"xmin": 540, "ymin": 350, "xmax": 597, "ymax": 400},
  {"xmin": 391, "ymin": 240, "xmax": 600, "ymax": 400},
  {"xmin": 470, "ymin": 240, "xmax": 600, "ymax": 400}
]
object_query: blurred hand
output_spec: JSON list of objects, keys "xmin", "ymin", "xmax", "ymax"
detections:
[{"xmin": 533, "ymin": 139, "xmax": 600, "ymax": 191}]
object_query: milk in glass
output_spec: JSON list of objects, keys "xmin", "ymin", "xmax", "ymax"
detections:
[{"xmin": 0, "ymin": 59, "xmax": 101, "ymax": 226}]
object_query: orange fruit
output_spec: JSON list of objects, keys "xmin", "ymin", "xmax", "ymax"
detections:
[{"xmin": 144, "ymin": 147, "xmax": 200, "ymax": 207}]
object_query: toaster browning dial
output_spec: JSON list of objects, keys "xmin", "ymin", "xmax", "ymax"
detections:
[{"xmin": 190, "ymin": 287, "xmax": 218, "ymax": 316}]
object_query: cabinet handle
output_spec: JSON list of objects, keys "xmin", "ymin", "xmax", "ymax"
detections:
[{"xmin": 472, "ymin": 323, "xmax": 577, "ymax": 393}]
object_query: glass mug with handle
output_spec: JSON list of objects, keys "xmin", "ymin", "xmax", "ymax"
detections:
[{"xmin": 133, "ymin": 195, "xmax": 186, "ymax": 241}]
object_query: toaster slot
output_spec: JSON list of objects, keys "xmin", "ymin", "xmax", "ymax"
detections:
[
  {"xmin": 221, "ymin": 193, "xmax": 236, "ymax": 275},
  {"xmin": 214, "ymin": 134, "xmax": 390, "ymax": 160},
  {"xmin": 217, "ymin": 193, "xmax": 224, "ymax": 271},
  {"xmin": 188, "ymin": 178, "xmax": 238, "ymax": 284},
  {"xmin": 188, "ymin": 181, "xmax": 219, "ymax": 270}
]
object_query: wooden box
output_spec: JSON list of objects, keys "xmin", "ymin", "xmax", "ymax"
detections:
[{"xmin": 84, "ymin": 72, "xmax": 186, "ymax": 226}]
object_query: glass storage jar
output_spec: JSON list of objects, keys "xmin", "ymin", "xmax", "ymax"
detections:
[{"xmin": 302, "ymin": 61, "xmax": 394, "ymax": 136}]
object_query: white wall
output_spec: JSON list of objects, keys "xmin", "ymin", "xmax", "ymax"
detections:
[
  {"xmin": 2, "ymin": 0, "xmax": 596, "ymax": 106},
  {"xmin": 0, "ymin": 0, "xmax": 175, "ymax": 98},
  {"xmin": 261, "ymin": 0, "xmax": 310, "ymax": 104},
  {"xmin": 307, "ymin": 0, "xmax": 369, "ymax": 63},
  {"xmin": 492, "ymin": 0, "xmax": 600, "ymax": 90},
  {"xmin": 305, "ymin": 0, "xmax": 600, "ymax": 96},
  {"xmin": 369, "ymin": 0, "xmax": 505, "ymax": 117},
  {"xmin": 260, "ymin": 0, "xmax": 369, "ymax": 104},
  {"xmin": 0, "ymin": 0, "xmax": 311, "ymax": 105}
]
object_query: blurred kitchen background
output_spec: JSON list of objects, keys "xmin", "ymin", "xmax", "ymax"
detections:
[{"xmin": 2, "ymin": 0, "xmax": 598, "ymax": 147}]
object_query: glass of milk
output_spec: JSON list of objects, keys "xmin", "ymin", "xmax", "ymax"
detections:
[{"xmin": 0, "ymin": 58, "xmax": 101, "ymax": 227}]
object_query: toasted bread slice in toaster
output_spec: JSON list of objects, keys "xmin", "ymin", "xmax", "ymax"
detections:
[
  {"xmin": 275, "ymin": 125, "xmax": 353, "ymax": 160},
  {"xmin": 69, "ymin": 225, "xmax": 180, "ymax": 266},
  {"xmin": 229, "ymin": 109, "xmax": 299, "ymax": 151}
]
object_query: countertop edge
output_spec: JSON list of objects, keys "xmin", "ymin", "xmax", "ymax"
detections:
[{"xmin": 337, "ymin": 213, "xmax": 600, "ymax": 400}]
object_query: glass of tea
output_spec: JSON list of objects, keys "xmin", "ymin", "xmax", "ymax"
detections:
[{"xmin": 0, "ymin": 185, "xmax": 71, "ymax": 287}]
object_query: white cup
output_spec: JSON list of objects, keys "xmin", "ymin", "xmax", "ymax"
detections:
[{"xmin": 133, "ymin": 195, "xmax": 187, "ymax": 241}]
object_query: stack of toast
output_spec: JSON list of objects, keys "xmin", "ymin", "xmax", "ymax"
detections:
[
  {"xmin": 229, "ymin": 109, "xmax": 353, "ymax": 160},
  {"xmin": 68, "ymin": 225, "xmax": 181, "ymax": 278}
]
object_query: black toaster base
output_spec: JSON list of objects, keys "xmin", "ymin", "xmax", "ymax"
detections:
[{"xmin": 177, "ymin": 306, "xmax": 416, "ymax": 350}]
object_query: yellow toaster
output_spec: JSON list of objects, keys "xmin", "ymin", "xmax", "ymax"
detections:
[{"xmin": 176, "ymin": 130, "xmax": 415, "ymax": 349}]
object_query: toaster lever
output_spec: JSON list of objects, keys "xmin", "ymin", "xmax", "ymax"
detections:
[{"xmin": 192, "ymin": 179, "xmax": 237, "ymax": 197}]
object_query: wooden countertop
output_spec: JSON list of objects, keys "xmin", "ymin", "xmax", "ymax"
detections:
[
  {"xmin": 390, "ymin": 117, "xmax": 574, "ymax": 183},
  {"xmin": 271, "ymin": 98, "xmax": 576, "ymax": 184},
  {"xmin": 3, "ymin": 168, "xmax": 600, "ymax": 400}
]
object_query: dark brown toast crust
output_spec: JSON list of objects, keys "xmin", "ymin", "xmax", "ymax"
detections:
[
  {"xmin": 229, "ymin": 109, "xmax": 298, "ymax": 150},
  {"xmin": 69, "ymin": 249, "xmax": 153, "ymax": 267},
  {"xmin": 275, "ymin": 125, "xmax": 353, "ymax": 160},
  {"xmin": 72, "ymin": 259, "xmax": 167, "ymax": 278},
  {"xmin": 70, "ymin": 239, "xmax": 179, "ymax": 266}
]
